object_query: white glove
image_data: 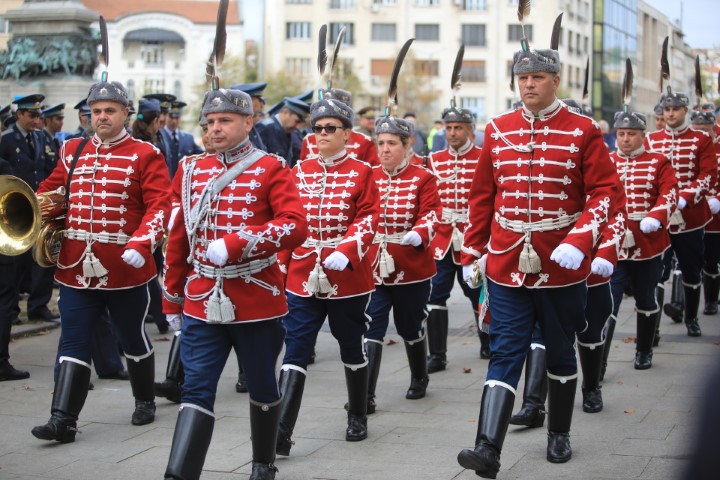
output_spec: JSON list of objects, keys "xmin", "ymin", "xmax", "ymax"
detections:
[
  {"xmin": 401, "ymin": 231, "xmax": 422, "ymax": 247},
  {"xmin": 462, "ymin": 264, "xmax": 475, "ymax": 287},
  {"xmin": 550, "ymin": 243, "xmax": 585, "ymax": 270},
  {"xmin": 323, "ymin": 251, "xmax": 349, "ymax": 271},
  {"xmin": 167, "ymin": 206, "xmax": 180, "ymax": 231},
  {"xmin": 591, "ymin": 257, "xmax": 614, "ymax": 277},
  {"xmin": 677, "ymin": 197, "xmax": 687, "ymax": 210},
  {"xmin": 206, "ymin": 239, "xmax": 229, "ymax": 266},
  {"xmin": 639, "ymin": 217, "xmax": 661, "ymax": 234},
  {"xmin": 121, "ymin": 249, "xmax": 145, "ymax": 268},
  {"xmin": 709, "ymin": 198, "xmax": 720, "ymax": 215},
  {"xmin": 167, "ymin": 313, "xmax": 182, "ymax": 332}
]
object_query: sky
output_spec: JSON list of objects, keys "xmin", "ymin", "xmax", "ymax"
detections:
[
  {"xmin": 243, "ymin": 0, "xmax": 716, "ymax": 49},
  {"xmin": 645, "ymin": 0, "xmax": 716, "ymax": 49}
]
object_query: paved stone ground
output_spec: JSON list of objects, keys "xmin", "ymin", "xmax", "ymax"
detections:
[{"xmin": 1, "ymin": 282, "xmax": 717, "ymax": 479}]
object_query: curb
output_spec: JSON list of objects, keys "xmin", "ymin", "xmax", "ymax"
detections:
[{"xmin": 10, "ymin": 321, "xmax": 60, "ymax": 340}]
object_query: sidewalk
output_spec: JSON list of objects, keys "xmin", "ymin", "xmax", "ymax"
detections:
[{"xmin": 1, "ymin": 283, "xmax": 717, "ymax": 479}]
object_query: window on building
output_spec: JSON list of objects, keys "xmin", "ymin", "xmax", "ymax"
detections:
[
  {"xmin": 461, "ymin": 24, "xmax": 486, "ymax": 47},
  {"xmin": 463, "ymin": 0, "xmax": 488, "ymax": 10},
  {"xmin": 508, "ymin": 24, "xmax": 533, "ymax": 42},
  {"xmin": 144, "ymin": 78, "xmax": 165, "ymax": 93},
  {"xmin": 414, "ymin": 0, "xmax": 439, "ymax": 5},
  {"xmin": 462, "ymin": 60, "xmax": 486, "ymax": 82},
  {"xmin": 506, "ymin": 60, "xmax": 514, "ymax": 78},
  {"xmin": 141, "ymin": 42, "xmax": 164, "ymax": 66},
  {"xmin": 174, "ymin": 80, "xmax": 182, "ymax": 98},
  {"xmin": 414, "ymin": 59, "xmax": 439, "ymax": 76},
  {"xmin": 0, "ymin": 16, "xmax": 9, "ymax": 34},
  {"xmin": 330, "ymin": 23, "xmax": 354, "ymax": 45},
  {"xmin": 374, "ymin": 0, "xmax": 397, "ymax": 4},
  {"xmin": 372, "ymin": 23, "xmax": 397, "ymax": 42},
  {"xmin": 285, "ymin": 58, "xmax": 312, "ymax": 76},
  {"xmin": 330, "ymin": 0, "xmax": 355, "ymax": 8},
  {"xmin": 335, "ymin": 59, "xmax": 354, "ymax": 80},
  {"xmin": 126, "ymin": 79, "xmax": 135, "ymax": 101},
  {"xmin": 371, "ymin": 59, "xmax": 394, "ymax": 76},
  {"xmin": 286, "ymin": 22, "xmax": 311, "ymax": 40},
  {"xmin": 287, "ymin": 0, "xmax": 312, "ymax": 3},
  {"xmin": 415, "ymin": 24, "xmax": 440, "ymax": 41},
  {"xmin": 461, "ymin": 97, "xmax": 486, "ymax": 122}
]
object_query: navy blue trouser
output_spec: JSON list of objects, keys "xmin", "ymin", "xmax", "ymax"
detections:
[
  {"xmin": 578, "ymin": 283, "xmax": 613, "ymax": 345},
  {"xmin": 57, "ymin": 284, "xmax": 152, "ymax": 363},
  {"xmin": 670, "ymin": 229, "xmax": 705, "ymax": 285},
  {"xmin": 610, "ymin": 257, "xmax": 664, "ymax": 317},
  {"xmin": 486, "ymin": 280, "xmax": 586, "ymax": 387},
  {"xmin": 283, "ymin": 292, "xmax": 369, "ymax": 369},
  {"xmin": 703, "ymin": 232, "xmax": 720, "ymax": 276},
  {"xmin": 428, "ymin": 250, "xmax": 480, "ymax": 311},
  {"xmin": 366, "ymin": 281, "xmax": 431, "ymax": 343},
  {"xmin": 181, "ymin": 315, "xmax": 285, "ymax": 410}
]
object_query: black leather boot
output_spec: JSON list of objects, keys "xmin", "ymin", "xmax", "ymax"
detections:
[
  {"xmin": 509, "ymin": 344, "xmax": 547, "ymax": 428},
  {"xmin": 546, "ymin": 375, "xmax": 577, "ymax": 463},
  {"xmin": 479, "ymin": 331, "xmax": 491, "ymax": 360},
  {"xmin": 365, "ymin": 341, "xmax": 383, "ymax": 413},
  {"xmin": 599, "ymin": 315, "xmax": 616, "ymax": 381},
  {"xmin": 426, "ymin": 308, "xmax": 448, "ymax": 373},
  {"xmin": 653, "ymin": 285, "xmax": 664, "ymax": 347},
  {"xmin": 577, "ymin": 344, "xmax": 603, "ymax": 412},
  {"xmin": 684, "ymin": 284, "xmax": 702, "ymax": 337},
  {"xmin": 703, "ymin": 273, "xmax": 720, "ymax": 315},
  {"xmin": 236, "ymin": 367, "xmax": 248, "ymax": 393},
  {"xmin": 635, "ymin": 312, "xmax": 655, "ymax": 369},
  {"xmin": 155, "ymin": 333, "xmax": 183, "ymax": 404},
  {"xmin": 405, "ymin": 338, "xmax": 429, "ymax": 399},
  {"xmin": 457, "ymin": 382, "xmax": 515, "ymax": 479},
  {"xmin": 32, "ymin": 360, "xmax": 91, "ymax": 443},
  {"xmin": 663, "ymin": 270, "xmax": 684, "ymax": 323},
  {"xmin": 345, "ymin": 365, "xmax": 368, "ymax": 441},
  {"xmin": 249, "ymin": 398, "xmax": 281, "ymax": 480},
  {"xmin": 164, "ymin": 406, "xmax": 214, "ymax": 480},
  {"xmin": 126, "ymin": 353, "xmax": 156, "ymax": 426},
  {"xmin": 276, "ymin": 367, "xmax": 306, "ymax": 456}
]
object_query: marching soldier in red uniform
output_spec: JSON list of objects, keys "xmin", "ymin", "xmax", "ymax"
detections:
[
  {"xmin": 277, "ymin": 95, "xmax": 380, "ymax": 455},
  {"xmin": 456, "ymin": 41, "xmax": 617, "ymax": 477},
  {"xmin": 645, "ymin": 92, "xmax": 717, "ymax": 336},
  {"xmin": 687, "ymin": 106, "xmax": 720, "ymax": 315},
  {"xmin": 607, "ymin": 110, "xmax": 677, "ymax": 371},
  {"xmin": 31, "ymin": 79, "xmax": 171, "ymax": 443},
  {"xmin": 161, "ymin": 87, "xmax": 307, "ymax": 480},
  {"xmin": 425, "ymin": 106, "xmax": 485, "ymax": 371},
  {"xmin": 364, "ymin": 112, "xmax": 441, "ymax": 411},
  {"xmin": 299, "ymin": 88, "xmax": 379, "ymax": 166}
]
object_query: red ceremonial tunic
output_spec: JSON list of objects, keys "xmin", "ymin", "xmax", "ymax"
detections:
[
  {"xmin": 461, "ymin": 101, "xmax": 618, "ymax": 288},
  {"xmin": 369, "ymin": 160, "xmax": 441, "ymax": 285},
  {"xmin": 427, "ymin": 140, "xmax": 481, "ymax": 264},
  {"xmin": 409, "ymin": 151, "xmax": 424, "ymax": 167},
  {"xmin": 162, "ymin": 141, "xmax": 307, "ymax": 323},
  {"xmin": 587, "ymin": 179, "xmax": 627, "ymax": 287},
  {"xmin": 283, "ymin": 150, "xmax": 380, "ymax": 298},
  {"xmin": 38, "ymin": 132, "xmax": 170, "ymax": 289},
  {"xmin": 301, "ymin": 130, "xmax": 379, "ymax": 167},
  {"xmin": 705, "ymin": 130, "xmax": 720, "ymax": 233},
  {"xmin": 610, "ymin": 147, "xmax": 677, "ymax": 260},
  {"xmin": 645, "ymin": 124, "xmax": 716, "ymax": 233}
]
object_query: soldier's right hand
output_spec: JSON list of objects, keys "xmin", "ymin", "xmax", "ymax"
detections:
[
  {"xmin": 550, "ymin": 243, "xmax": 584, "ymax": 270},
  {"xmin": 167, "ymin": 314, "xmax": 182, "ymax": 332},
  {"xmin": 709, "ymin": 198, "xmax": 720, "ymax": 215},
  {"xmin": 207, "ymin": 239, "xmax": 229, "ymax": 266},
  {"xmin": 639, "ymin": 217, "xmax": 661, "ymax": 234}
]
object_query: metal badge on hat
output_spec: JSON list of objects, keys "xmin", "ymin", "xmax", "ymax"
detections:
[{"xmin": 315, "ymin": 24, "xmax": 345, "ymax": 102}]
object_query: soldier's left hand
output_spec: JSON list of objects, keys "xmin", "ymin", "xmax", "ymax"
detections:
[
  {"xmin": 677, "ymin": 197, "xmax": 688, "ymax": 210},
  {"xmin": 121, "ymin": 249, "xmax": 145, "ymax": 268},
  {"xmin": 591, "ymin": 257, "xmax": 614, "ymax": 277},
  {"xmin": 709, "ymin": 198, "xmax": 720, "ymax": 215},
  {"xmin": 324, "ymin": 251, "xmax": 349, "ymax": 270},
  {"xmin": 401, "ymin": 231, "xmax": 422, "ymax": 247},
  {"xmin": 207, "ymin": 239, "xmax": 229, "ymax": 266},
  {"xmin": 550, "ymin": 243, "xmax": 584, "ymax": 270}
]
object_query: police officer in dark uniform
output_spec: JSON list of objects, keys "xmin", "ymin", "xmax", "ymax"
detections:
[
  {"xmin": 65, "ymin": 99, "xmax": 91, "ymax": 140},
  {"xmin": 41, "ymin": 103, "xmax": 64, "ymax": 163},
  {"xmin": 163, "ymin": 101, "xmax": 204, "ymax": 179},
  {"xmin": 232, "ymin": 82, "xmax": 269, "ymax": 151},
  {"xmin": 0, "ymin": 105, "xmax": 11, "ymax": 132},
  {"xmin": 256, "ymin": 97, "xmax": 310, "ymax": 166},
  {"xmin": 142, "ymin": 93, "xmax": 176, "ymax": 162}
]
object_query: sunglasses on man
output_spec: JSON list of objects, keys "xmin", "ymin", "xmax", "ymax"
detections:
[{"xmin": 311, "ymin": 125, "xmax": 343, "ymax": 134}]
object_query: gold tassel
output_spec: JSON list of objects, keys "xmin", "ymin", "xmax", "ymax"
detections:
[
  {"xmin": 518, "ymin": 238, "xmax": 541, "ymax": 274},
  {"xmin": 219, "ymin": 289, "xmax": 235, "ymax": 323},
  {"xmin": 622, "ymin": 228, "xmax": 635, "ymax": 249},
  {"xmin": 318, "ymin": 266, "xmax": 333, "ymax": 294}
]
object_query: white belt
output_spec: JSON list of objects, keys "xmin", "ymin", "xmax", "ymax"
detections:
[
  {"xmin": 302, "ymin": 238, "xmax": 342, "ymax": 248},
  {"xmin": 627, "ymin": 212, "xmax": 648, "ymax": 221},
  {"xmin": 192, "ymin": 254, "xmax": 276, "ymax": 279},
  {"xmin": 494, "ymin": 212, "xmax": 581, "ymax": 233},
  {"xmin": 64, "ymin": 228, "xmax": 130, "ymax": 245},
  {"xmin": 441, "ymin": 207, "xmax": 468, "ymax": 223},
  {"xmin": 374, "ymin": 232, "xmax": 406, "ymax": 245}
]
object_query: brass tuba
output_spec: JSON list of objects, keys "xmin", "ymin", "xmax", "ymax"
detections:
[{"xmin": 0, "ymin": 175, "xmax": 65, "ymax": 266}]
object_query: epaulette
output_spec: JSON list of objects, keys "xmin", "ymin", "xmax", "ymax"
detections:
[
  {"xmin": 266, "ymin": 152, "xmax": 288, "ymax": 169},
  {"xmin": 1, "ymin": 129, "xmax": 13, "ymax": 137}
]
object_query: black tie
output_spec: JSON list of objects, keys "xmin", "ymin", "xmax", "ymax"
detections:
[
  {"xmin": 171, "ymin": 131, "xmax": 179, "ymax": 161},
  {"xmin": 26, "ymin": 133, "xmax": 35, "ymax": 158}
]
